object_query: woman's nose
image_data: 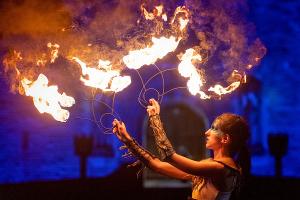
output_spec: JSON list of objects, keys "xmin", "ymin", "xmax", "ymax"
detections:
[{"xmin": 205, "ymin": 130, "xmax": 210, "ymax": 136}]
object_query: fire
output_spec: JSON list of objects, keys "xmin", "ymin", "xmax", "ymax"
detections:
[
  {"xmin": 73, "ymin": 57, "xmax": 131, "ymax": 92},
  {"xmin": 123, "ymin": 36, "xmax": 181, "ymax": 69},
  {"xmin": 171, "ymin": 6, "xmax": 189, "ymax": 31},
  {"xmin": 178, "ymin": 48, "xmax": 210, "ymax": 99},
  {"xmin": 21, "ymin": 74, "xmax": 75, "ymax": 122},
  {"xmin": 47, "ymin": 42, "xmax": 60, "ymax": 63},
  {"xmin": 208, "ymin": 70, "xmax": 246, "ymax": 96},
  {"xmin": 178, "ymin": 49, "xmax": 246, "ymax": 99},
  {"xmin": 208, "ymin": 82, "xmax": 241, "ymax": 96},
  {"xmin": 141, "ymin": 4, "xmax": 166, "ymax": 21},
  {"xmin": 123, "ymin": 5, "xmax": 189, "ymax": 70}
]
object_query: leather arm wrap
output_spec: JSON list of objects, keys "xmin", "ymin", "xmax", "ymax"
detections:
[
  {"xmin": 124, "ymin": 138, "xmax": 156, "ymax": 167},
  {"xmin": 149, "ymin": 114, "xmax": 175, "ymax": 160}
]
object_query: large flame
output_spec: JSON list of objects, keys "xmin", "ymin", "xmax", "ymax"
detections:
[
  {"xmin": 178, "ymin": 49, "xmax": 245, "ymax": 99},
  {"xmin": 123, "ymin": 36, "xmax": 181, "ymax": 69},
  {"xmin": 123, "ymin": 5, "xmax": 189, "ymax": 70},
  {"xmin": 73, "ymin": 57, "xmax": 131, "ymax": 92},
  {"xmin": 178, "ymin": 48, "xmax": 210, "ymax": 99},
  {"xmin": 21, "ymin": 74, "xmax": 75, "ymax": 122}
]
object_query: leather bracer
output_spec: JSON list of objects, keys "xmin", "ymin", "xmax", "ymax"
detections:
[
  {"xmin": 149, "ymin": 114, "xmax": 175, "ymax": 160},
  {"xmin": 124, "ymin": 138, "xmax": 156, "ymax": 167}
]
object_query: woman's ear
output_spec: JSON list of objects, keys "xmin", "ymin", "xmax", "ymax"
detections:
[{"xmin": 221, "ymin": 134, "xmax": 231, "ymax": 144}]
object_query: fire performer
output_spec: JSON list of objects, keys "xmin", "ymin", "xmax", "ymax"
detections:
[{"xmin": 113, "ymin": 99, "xmax": 250, "ymax": 200}]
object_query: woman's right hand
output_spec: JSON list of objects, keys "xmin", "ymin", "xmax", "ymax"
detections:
[
  {"xmin": 147, "ymin": 98, "xmax": 160, "ymax": 117},
  {"xmin": 112, "ymin": 119, "xmax": 132, "ymax": 143}
]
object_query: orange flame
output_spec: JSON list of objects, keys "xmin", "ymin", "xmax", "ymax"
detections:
[
  {"xmin": 141, "ymin": 4, "xmax": 167, "ymax": 21},
  {"xmin": 47, "ymin": 42, "xmax": 60, "ymax": 63},
  {"xmin": 21, "ymin": 74, "xmax": 75, "ymax": 122},
  {"xmin": 208, "ymin": 82, "xmax": 241, "ymax": 96},
  {"xmin": 178, "ymin": 49, "xmax": 246, "ymax": 99},
  {"xmin": 123, "ymin": 36, "xmax": 181, "ymax": 69},
  {"xmin": 171, "ymin": 6, "xmax": 189, "ymax": 31},
  {"xmin": 208, "ymin": 70, "xmax": 246, "ymax": 96},
  {"xmin": 73, "ymin": 57, "xmax": 131, "ymax": 92},
  {"xmin": 178, "ymin": 48, "xmax": 210, "ymax": 99},
  {"xmin": 123, "ymin": 5, "xmax": 189, "ymax": 70}
]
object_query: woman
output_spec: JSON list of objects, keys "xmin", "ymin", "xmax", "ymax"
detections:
[{"xmin": 113, "ymin": 99, "xmax": 250, "ymax": 200}]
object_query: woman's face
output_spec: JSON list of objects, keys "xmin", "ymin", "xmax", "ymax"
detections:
[{"xmin": 205, "ymin": 119, "xmax": 224, "ymax": 150}]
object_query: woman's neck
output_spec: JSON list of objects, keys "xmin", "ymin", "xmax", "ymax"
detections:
[{"xmin": 213, "ymin": 148, "xmax": 231, "ymax": 159}]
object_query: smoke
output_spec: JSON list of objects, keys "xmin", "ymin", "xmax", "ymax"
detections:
[
  {"xmin": 0, "ymin": 0, "xmax": 140, "ymax": 93},
  {"xmin": 0, "ymin": 0, "xmax": 266, "ymax": 96},
  {"xmin": 185, "ymin": 0, "xmax": 266, "ymax": 85}
]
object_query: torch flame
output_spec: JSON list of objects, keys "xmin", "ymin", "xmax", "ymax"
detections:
[
  {"xmin": 21, "ymin": 74, "xmax": 75, "ymax": 122},
  {"xmin": 123, "ymin": 36, "xmax": 181, "ymax": 69},
  {"xmin": 208, "ymin": 70, "xmax": 246, "ymax": 96},
  {"xmin": 178, "ymin": 48, "xmax": 210, "ymax": 99},
  {"xmin": 73, "ymin": 57, "xmax": 131, "ymax": 92},
  {"xmin": 208, "ymin": 81, "xmax": 241, "ymax": 96}
]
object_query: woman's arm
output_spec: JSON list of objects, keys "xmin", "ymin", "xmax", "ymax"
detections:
[
  {"xmin": 113, "ymin": 119, "xmax": 193, "ymax": 181},
  {"xmin": 168, "ymin": 153, "xmax": 224, "ymax": 177},
  {"xmin": 149, "ymin": 158, "xmax": 193, "ymax": 181}
]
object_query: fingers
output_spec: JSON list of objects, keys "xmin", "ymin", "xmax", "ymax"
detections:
[
  {"xmin": 152, "ymin": 99, "xmax": 159, "ymax": 108},
  {"xmin": 149, "ymin": 98, "xmax": 159, "ymax": 107},
  {"xmin": 112, "ymin": 119, "xmax": 121, "ymax": 133},
  {"xmin": 149, "ymin": 98, "xmax": 157, "ymax": 105}
]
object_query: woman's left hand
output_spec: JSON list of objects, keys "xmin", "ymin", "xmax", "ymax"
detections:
[
  {"xmin": 112, "ymin": 119, "xmax": 132, "ymax": 143},
  {"xmin": 147, "ymin": 98, "xmax": 160, "ymax": 117}
]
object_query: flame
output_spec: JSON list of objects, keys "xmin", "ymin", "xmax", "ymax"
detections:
[
  {"xmin": 47, "ymin": 42, "xmax": 60, "ymax": 63},
  {"xmin": 208, "ymin": 81, "xmax": 241, "ymax": 96},
  {"xmin": 171, "ymin": 6, "xmax": 189, "ymax": 31},
  {"xmin": 162, "ymin": 14, "xmax": 168, "ymax": 22},
  {"xmin": 178, "ymin": 48, "xmax": 210, "ymax": 99},
  {"xmin": 141, "ymin": 4, "xmax": 166, "ymax": 21},
  {"xmin": 36, "ymin": 53, "xmax": 47, "ymax": 67},
  {"xmin": 208, "ymin": 70, "xmax": 246, "ymax": 96},
  {"xmin": 73, "ymin": 57, "xmax": 131, "ymax": 92},
  {"xmin": 21, "ymin": 74, "xmax": 75, "ymax": 122},
  {"xmin": 123, "ymin": 5, "xmax": 189, "ymax": 70},
  {"xmin": 123, "ymin": 36, "xmax": 181, "ymax": 69}
]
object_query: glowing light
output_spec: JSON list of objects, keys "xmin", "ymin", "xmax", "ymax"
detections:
[
  {"xmin": 208, "ymin": 81, "xmax": 241, "ymax": 96},
  {"xmin": 21, "ymin": 74, "xmax": 75, "ymax": 122},
  {"xmin": 123, "ymin": 36, "xmax": 181, "ymax": 69},
  {"xmin": 47, "ymin": 42, "xmax": 60, "ymax": 63},
  {"xmin": 141, "ymin": 4, "xmax": 166, "ymax": 21},
  {"xmin": 179, "ymin": 17, "xmax": 189, "ymax": 31},
  {"xmin": 178, "ymin": 48, "xmax": 210, "ymax": 99},
  {"xmin": 73, "ymin": 57, "xmax": 131, "ymax": 92},
  {"xmin": 208, "ymin": 70, "xmax": 246, "ymax": 96}
]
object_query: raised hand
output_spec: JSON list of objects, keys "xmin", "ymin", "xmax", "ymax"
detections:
[
  {"xmin": 147, "ymin": 98, "xmax": 160, "ymax": 117},
  {"xmin": 112, "ymin": 119, "xmax": 132, "ymax": 143}
]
